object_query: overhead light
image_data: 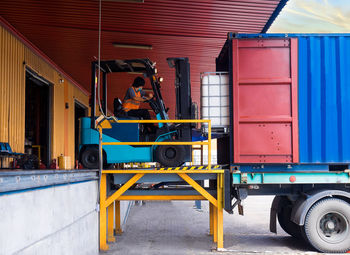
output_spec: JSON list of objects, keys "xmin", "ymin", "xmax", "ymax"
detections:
[
  {"xmin": 128, "ymin": 72, "xmax": 144, "ymax": 75},
  {"xmin": 113, "ymin": 43, "xmax": 152, "ymax": 50}
]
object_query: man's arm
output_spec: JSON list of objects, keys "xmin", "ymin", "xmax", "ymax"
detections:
[
  {"xmin": 141, "ymin": 90, "xmax": 153, "ymax": 100},
  {"xmin": 129, "ymin": 88, "xmax": 146, "ymax": 102}
]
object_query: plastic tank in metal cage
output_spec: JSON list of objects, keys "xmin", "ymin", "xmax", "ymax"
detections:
[{"xmin": 200, "ymin": 72, "xmax": 229, "ymax": 133}]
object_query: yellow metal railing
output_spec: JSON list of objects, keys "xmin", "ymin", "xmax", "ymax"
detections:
[
  {"xmin": 98, "ymin": 119, "xmax": 212, "ymax": 170},
  {"xmin": 97, "ymin": 117, "xmax": 225, "ymax": 251}
]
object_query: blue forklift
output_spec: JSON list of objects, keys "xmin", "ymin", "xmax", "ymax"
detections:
[{"xmin": 79, "ymin": 58, "xmax": 196, "ymax": 169}]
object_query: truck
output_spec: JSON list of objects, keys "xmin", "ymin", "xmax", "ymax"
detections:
[
  {"xmin": 212, "ymin": 33, "xmax": 350, "ymax": 253},
  {"xmin": 88, "ymin": 33, "xmax": 350, "ymax": 253}
]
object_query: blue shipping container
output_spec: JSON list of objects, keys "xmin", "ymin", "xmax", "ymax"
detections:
[{"xmin": 229, "ymin": 33, "xmax": 350, "ymax": 164}]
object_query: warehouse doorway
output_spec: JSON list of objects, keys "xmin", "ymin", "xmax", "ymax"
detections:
[
  {"xmin": 25, "ymin": 68, "xmax": 52, "ymax": 167},
  {"xmin": 74, "ymin": 100, "xmax": 88, "ymax": 164}
]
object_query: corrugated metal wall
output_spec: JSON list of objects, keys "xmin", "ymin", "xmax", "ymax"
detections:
[
  {"xmin": 0, "ymin": 25, "xmax": 25, "ymax": 155},
  {"xmin": 0, "ymin": 24, "xmax": 89, "ymax": 167},
  {"xmin": 298, "ymin": 35, "xmax": 350, "ymax": 163}
]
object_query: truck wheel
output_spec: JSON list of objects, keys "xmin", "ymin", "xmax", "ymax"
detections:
[
  {"xmin": 277, "ymin": 196, "xmax": 303, "ymax": 239},
  {"xmin": 304, "ymin": 198, "xmax": 350, "ymax": 253},
  {"xmin": 155, "ymin": 142, "xmax": 185, "ymax": 167},
  {"xmin": 81, "ymin": 146, "xmax": 99, "ymax": 169}
]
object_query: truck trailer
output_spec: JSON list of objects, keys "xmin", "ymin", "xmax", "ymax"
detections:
[{"xmin": 212, "ymin": 33, "xmax": 350, "ymax": 253}]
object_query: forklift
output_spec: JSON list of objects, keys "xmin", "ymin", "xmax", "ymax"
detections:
[{"xmin": 79, "ymin": 58, "xmax": 196, "ymax": 168}]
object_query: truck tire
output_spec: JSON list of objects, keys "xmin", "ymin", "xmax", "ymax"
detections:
[
  {"xmin": 304, "ymin": 198, "xmax": 350, "ymax": 253},
  {"xmin": 154, "ymin": 142, "xmax": 185, "ymax": 167},
  {"xmin": 277, "ymin": 196, "xmax": 303, "ymax": 239},
  {"xmin": 81, "ymin": 146, "xmax": 99, "ymax": 169}
]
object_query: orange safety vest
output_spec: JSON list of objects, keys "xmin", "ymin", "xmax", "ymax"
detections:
[{"xmin": 122, "ymin": 87, "xmax": 141, "ymax": 112}]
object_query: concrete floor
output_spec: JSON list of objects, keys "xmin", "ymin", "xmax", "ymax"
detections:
[{"xmin": 102, "ymin": 196, "xmax": 317, "ymax": 255}]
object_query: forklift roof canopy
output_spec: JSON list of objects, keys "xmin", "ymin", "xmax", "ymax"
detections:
[{"xmin": 97, "ymin": 59, "xmax": 153, "ymax": 74}]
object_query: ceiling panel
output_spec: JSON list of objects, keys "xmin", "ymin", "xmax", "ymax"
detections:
[{"xmin": 0, "ymin": 0, "xmax": 285, "ymax": 116}]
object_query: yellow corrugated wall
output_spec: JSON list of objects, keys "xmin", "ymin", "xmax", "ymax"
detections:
[
  {"xmin": 0, "ymin": 26, "xmax": 25, "ymax": 155},
  {"xmin": 0, "ymin": 24, "xmax": 89, "ymax": 167}
]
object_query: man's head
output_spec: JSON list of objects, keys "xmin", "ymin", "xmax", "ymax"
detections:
[{"xmin": 132, "ymin": 77, "xmax": 145, "ymax": 89}]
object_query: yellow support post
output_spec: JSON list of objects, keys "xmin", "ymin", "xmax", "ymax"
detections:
[
  {"xmin": 107, "ymin": 202, "xmax": 116, "ymax": 242},
  {"xmin": 209, "ymin": 202, "xmax": 214, "ymax": 236},
  {"xmin": 217, "ymin": 173, "xmax": 224, "ymax": 250},
  {"xmin": 115, "ymin": 200, "xmax": 122, "ymax": 235},
  {"xmin": 213, "ymin": 203, "xmax": 217, "ymax": 242},
  {"xmin": 208, "ymin": 121, "xmax": 211, "ymax": 170},
  {"xmin": 99, "ymin": 173, "xmax": 109, "ymax": 251}
]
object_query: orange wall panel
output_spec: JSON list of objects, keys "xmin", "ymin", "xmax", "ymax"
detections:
[{"xmin": 0, "ymin": 24, "xmax": 89, "ymax": 167}]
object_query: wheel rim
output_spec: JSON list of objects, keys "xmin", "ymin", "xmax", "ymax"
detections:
[
  {"xmin": 317, "ymin": 211, "xmax": 349, "ymax": 244},
  {"xmin": 165, "ymin": 147, "xmax": 176, "ymax": 159},
  {"xmin": 87, "ymin": 152, "xmax": 98, "ymax": 165}
]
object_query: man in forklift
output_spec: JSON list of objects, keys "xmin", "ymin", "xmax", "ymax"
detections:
[{"xmin": 122, "ymin": 76, "xmax": 154, "ymax": 119}]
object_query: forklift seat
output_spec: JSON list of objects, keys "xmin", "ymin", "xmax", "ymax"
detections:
[
  {"xmin": 113, "ymin": 97, "xmax": 140, "ymax": 120},
  {"xmin": 113, "ymin": 98, "xmax": 124, "ymax": 117}
]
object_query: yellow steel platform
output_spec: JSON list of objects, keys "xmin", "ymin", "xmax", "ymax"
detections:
[
  {"xmin": 99, "ymin": 168, "xmax": 224, "ymax": 251},
  {"xmin": 97, "ymin": 117, "xmax": 225, "ymax": 251}
]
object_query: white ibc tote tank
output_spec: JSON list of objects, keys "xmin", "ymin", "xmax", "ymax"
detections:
[{"xmin": 200, "ymin": 72, "xmax": 229, "ymax": 132}]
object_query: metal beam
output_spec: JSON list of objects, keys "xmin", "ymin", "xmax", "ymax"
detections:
[
  {"xmin": 261, "ymin": 0, "xmax": 289, "ymax": 33},
  {"xmin": 105, "ymin": 173, "xmax": 144, "ymax": 207},
  {"xmin": 105, "ymin": 170, "xmax": 223, "ymax": 174},
  {"xmin": 118, "ymin": 195, "xmax": 206, "ymax": 200},
  {"xmin": 178, "ymin": 173, "xmax": 218, "ymax": 207},
  {"xmin": 232, "ymin": 171, "xmax": 350, "ymax": 184}
]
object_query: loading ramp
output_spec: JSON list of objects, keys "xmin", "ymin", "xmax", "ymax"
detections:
[{"xmin": 97, "ymin": 118, "xmax": 226, "ymax": 251}]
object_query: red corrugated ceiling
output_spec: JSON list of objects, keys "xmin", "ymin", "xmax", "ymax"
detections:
[{"xmin": 0, "ymin": 0, "xmax": 283, "ymax": 117}]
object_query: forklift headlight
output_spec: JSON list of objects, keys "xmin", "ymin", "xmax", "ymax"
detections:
[{"xmin": 158, "ymin": 77, "xmax": 164, "ymax": 83}]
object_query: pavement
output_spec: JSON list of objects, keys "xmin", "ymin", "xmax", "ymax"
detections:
[{"xmin": 102, "ymin": 196, "xmax": 318, "ymax": 255}]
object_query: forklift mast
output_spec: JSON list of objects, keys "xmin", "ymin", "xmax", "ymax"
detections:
[{"xmin": 167, "ymin": 57, "xmax": 194, "ymax": 161}]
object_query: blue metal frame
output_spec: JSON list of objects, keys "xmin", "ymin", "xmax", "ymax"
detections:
[
  {"xmin": 261, "ymin": 0, "xmax": 290, "ymax": 33},
  {"xmin": 229, "ymin": 33, "xmax": 350, "ymax": 39},
  {"xmin": 80, "ymin": 117, "xmax": 152, "ymax": 163},
  {"xmin": 232, "ymin": 171, "xmax": 350, "ymax": 184},
  {"xmin": 80, "ymin": 107, "xmax": 175, "ymax": 164}
]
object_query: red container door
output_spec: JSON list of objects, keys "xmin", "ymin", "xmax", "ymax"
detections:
[{"xmin": 232, "ymin": 38, "xmax": 299, "ymax": 163}]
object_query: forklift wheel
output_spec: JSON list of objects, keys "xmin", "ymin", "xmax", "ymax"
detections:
[
  {"xmin": 81, "ymin": 146, "xmax": 99, "ymax": 169},
  {"xmin": 155, "ymin": 142, "xmax": 185, "ymax": 167}
]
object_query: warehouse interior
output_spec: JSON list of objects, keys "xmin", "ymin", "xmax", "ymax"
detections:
[{"xmin": 1, "ymin": 0, "xmax": 350, "ymax": 254}]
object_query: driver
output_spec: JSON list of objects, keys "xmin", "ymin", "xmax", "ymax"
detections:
[{"xmin": 122, "ymin": 77, "xmax": 153, "ymax": 119}]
